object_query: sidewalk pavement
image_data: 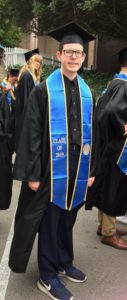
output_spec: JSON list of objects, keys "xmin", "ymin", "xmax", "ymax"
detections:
[{"xmin": 1, "ymin": 181, "xmax": 127, "ymax": 300}]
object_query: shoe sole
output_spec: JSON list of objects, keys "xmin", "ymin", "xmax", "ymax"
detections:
[
  {"xmin": 101, "ymin": 240, "xmax": 127, "ymax": 250},
  {"xmin": 97, "ymin": 231, "xmax": 127, "ymax": 237},
  {"xmin": 59, "ymin": 272, "xmax": 87, "ymax": 283},
  {"xmin": 37, "ymin": 280, "xmax": 74, "ymax": 300}
]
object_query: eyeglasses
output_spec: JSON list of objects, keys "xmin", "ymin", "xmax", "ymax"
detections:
[{"xmin": 62, "ymin": 49, "xmax": 84, "ymax": 58}]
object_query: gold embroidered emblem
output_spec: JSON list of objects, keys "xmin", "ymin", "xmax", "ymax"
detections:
[{"xmin": 83, "ymin": 144, "xmax": 90, "ymax": 155}]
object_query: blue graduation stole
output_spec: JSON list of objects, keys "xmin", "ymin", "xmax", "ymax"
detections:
[
  {"xmin": 117, "ymin": 139, "xmax": 127, "ymax": 175},
  {"xmin": 46, "ymin": 68, "xmax": 93, "ymax": 210},
  {"xmin": 113, "ymin": 74, "xmax": 127, "ymax": 175},
  {"xmin": 1, "ymin": 80, "xmax": 11, "ymax": 106},
  {"xmin": 114, "ymin": 73, "xmax": 127, "ymax": 80},
  {"xmin": 1, "ymin": 79, "xmax": 15, "ymax": 107}
]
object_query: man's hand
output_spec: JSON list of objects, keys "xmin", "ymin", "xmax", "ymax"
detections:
[
  {"xmin": 88, "ymin": 177, "xmax": 95, "ymax": 187},
  {"xmin": 28, "ymin": 181, "xmax": 40, "ymax": 191}
]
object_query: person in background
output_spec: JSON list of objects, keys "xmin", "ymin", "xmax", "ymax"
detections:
[
  {"xmin": 0, "ymin": 79, "xmax": 3, "ymax": 97},
  {"xmin": 0, "ymin": 68, "xmax": 19, "ymax": 210},
  {"xmin": 9, "ymin": 22, "xmax": 95, "ymax": 300},
  {"xmin": 15, "ymin": 48, "xmax": 42, "ymax": 150},
  {"xmin": 86, "ymin": 46, "xmax": 127, "ymax": 250},
  {"xmin": 1, "ymin": 68, "xmax": 19, "ymax": 99},
  {"xmin": 1, "ymin": 68, "xmax": 19, "ymax": 152}
]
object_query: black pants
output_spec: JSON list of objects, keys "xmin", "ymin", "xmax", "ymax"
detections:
[
  {"xmin": 38, "ymin": 202, "xmax": 81, "ymax": 280},
  {"xmin": 38, "ymin": 148, "xmax": 81, "ymax": 280}
]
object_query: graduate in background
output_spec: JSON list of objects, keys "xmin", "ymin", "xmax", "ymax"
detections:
[
  {"xmin": 1, "ymin": 68, "xmax": 19, "ymax": 99},
  {"xmin": 86, "ymin": 46, "xmax": 127, "ymax": 250},
  {"xmin": 15, "ymin": 48, "xmax": 42, "ymax": 150},
  {"xmin": 0, "ymin": 68, "xmax": 19, "ymax": 210},
  {"xmin": 9, "ymin": 22, "xmax": 95, "ymax": 300},
  {"xmin": 0, "ymin": 79, "xmax": 3, "ymax": 97}
]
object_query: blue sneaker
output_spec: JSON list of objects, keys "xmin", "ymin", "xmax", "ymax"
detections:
[
  {"xmin": 37, "ymin": 276, "xmax": 74, "ymax": 300},
  {"xmin": 59, "ymin": 266, "xmax": 87, "ymax": 283}
]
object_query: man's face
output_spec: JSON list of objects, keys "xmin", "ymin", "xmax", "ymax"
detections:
[{"xmin": 56, "ymin": 43, "xmax": 86, "ymax": 77}]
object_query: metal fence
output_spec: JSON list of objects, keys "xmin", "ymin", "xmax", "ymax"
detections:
[
  {"xmin": 4, "ymin": 47, "xmax": 28, "ymax": 69},
  {"xmin": 43, "ymin": 55, "xmax": 60, "ymax": 67},
  {"xmin": 3, "ymin": 47, "xmax": 60, "ymax": 69}
]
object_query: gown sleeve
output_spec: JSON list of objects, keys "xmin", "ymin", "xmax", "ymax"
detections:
[
  {"xmin": 103, "ymin": 81, "xmax": 127, "ymax": 161},
  {"xmin": 13, "ymin": 82, "xmax": 47, "ymax": 181},
  {"xmin": 104, "ymin": 80, "xmax": 127, "ymax": 136},
  {"xmin": 86, "ymin": 80, "xmax": 127, "ymax": 210},
  {"xmin": 91, "ymin": 80, "xmax": 127, "ymax": 176},
  {"xmin": 90, "ymin": 96, "xmax": 102, "ymax": 177}
]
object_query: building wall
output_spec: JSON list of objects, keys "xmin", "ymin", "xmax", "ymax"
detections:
[
  {"xmin": 38, "ymin": 36, "xmax": 59, "ymax": 57},
  {"xmin": 87, "ymin": 40, "xmax": 96, "ymax": 70},
  {"xmin": 20, "ymin": 32, "xmax": 38, "ymax": 50},
  {"xmin": 20, "ymin": 33, "xmax": 31, "ymax": 49},
  {"xmin": 96, "ymin": 38, "xmax": 127, "ymax": 73}
]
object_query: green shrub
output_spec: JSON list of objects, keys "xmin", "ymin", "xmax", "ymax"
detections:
[
  {"xmin": 81, "ymin": 70, "xmax": 113, "ymax": 98},
  {"xmin": 41, "ymin": 64, "xmax": 57, "ymax": 80},
  {"xmin": 8, "ymin": 64, "xmax": 22, "ymax": 71}
]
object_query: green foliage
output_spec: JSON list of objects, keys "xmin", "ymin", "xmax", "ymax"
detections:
[
  {"xmin": 8, "ymin": 0, "xmax": 33, "ymax": 30},
  {"xmin": 8, "ymin": 64, "xmax": 22, "ymax": 71},
  {"xmin": 0, "ymin": 0, "xmax": 23, "ymax": 46},
  {"xmin": 2, "ymin": 28, "xmax": 23, "ymax": 47},
  {"xmin": 41, "ymin": 64, "xmax": 57, "ymax": 80},
  {"xmin": 82, "ymin": 70, "xmax": 113, "ymax": 97},
  {"xmin": 33, "ymin": 0, "xmax": 47, "ymax": 17},
  {"xmin": 77, "ymin": 0, "xmax": 104, "ymax": 10},
  {"xmin": 48, "ymin": 0, "xmax": 59, "ymax": 12},
  {"xmin": 2, "ymin": 0, "xmax": 127, "ymax": 40}
]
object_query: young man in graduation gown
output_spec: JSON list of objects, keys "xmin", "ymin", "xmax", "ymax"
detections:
[
  {"xmin": 0, "ymin": 68, "xmax": 19, "ymax": 209},
  {"xmin": 86, "ymin": 46, "xmax": 127, "ymax": 250},
  {"xmin": 9, "ymin": 22, "xmax": 95, "ymax": 300}
]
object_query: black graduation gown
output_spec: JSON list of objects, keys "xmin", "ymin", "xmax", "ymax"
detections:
[
  {"xmin": 15, "ymin": 70, "xmax": 35, "ymax": 150},
  {"xmin": 9, "ymin": 78, "xmax": 94, "ymax": 273},
  {"xmin": 86, "ymin": 78, "xmax": 127, "ymax": 216},
  {"xmin": 0, "ymin": 94, "xmax": 13, "ymax": 209},
  {"xmin": 9, "ymin": 82, "xmax": 51, "ymax": 273}
]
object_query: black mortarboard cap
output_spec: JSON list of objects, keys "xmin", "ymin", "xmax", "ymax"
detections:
[
  {"xmin": 24, "ymin": 48, "xmax": 39, "ymax": 62},
  {"xmin": 48, "ymin": 22, "xmax": 95, "ymax": 46},
  {"xmin": 9, "ymin": 68, "xmax": 19, "ymax": 77},
  {"xmin": 114, "ymin": 46, "xmax": 127, "ymax": 64}
]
